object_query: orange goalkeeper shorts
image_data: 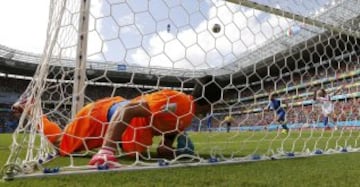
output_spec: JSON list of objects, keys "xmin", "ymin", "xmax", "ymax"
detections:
[{"xmin": 132, "ymin": 89, "xmax": 195, "ymax": 135}]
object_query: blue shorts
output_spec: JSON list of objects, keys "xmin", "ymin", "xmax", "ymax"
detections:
[
  {"xmin": 277, "ymin": 110, "xmax": 286, "ymax": 122},
  {"xmin": 107, "ymin": 100, "xmax": 130, "ymax": 121}
]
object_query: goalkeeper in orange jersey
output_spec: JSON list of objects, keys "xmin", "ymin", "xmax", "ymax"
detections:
[{"xmin": 11, "ymin": 76, "xmax": 221, "ymax": 166}]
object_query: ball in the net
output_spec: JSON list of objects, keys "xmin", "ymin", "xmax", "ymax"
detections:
[{"xmin": 212, "ymin": 24, "xmax": 221, "ymax": 33}]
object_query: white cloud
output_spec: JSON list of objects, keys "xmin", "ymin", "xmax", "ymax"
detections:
[
  {"xmin": 126, "ymin": 0, "xmax": 334, "ymax": 70},
  {"xmin": 0, "ymin": 1, "xmax": 49, "ymax": 53},
  {"xmin": 0, "ymin": 0, "xmax": 335, "ymax": 70},
  {"xmin": 128, "ymin": 0, "xmax": 291, "ymax": 70}
]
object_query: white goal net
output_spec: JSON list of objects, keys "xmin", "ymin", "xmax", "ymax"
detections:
[{"xmin": 2, "ymin": 0, "xmax": 360, "ymax": 179}]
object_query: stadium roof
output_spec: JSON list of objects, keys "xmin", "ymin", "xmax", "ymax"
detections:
[
  {"xmin": 217, "ymin": 0, "xmax": 360, "ymax": 75},
  {"xmin": 0, "ymin": 0, "xmax": 359, "ymax": 87}
]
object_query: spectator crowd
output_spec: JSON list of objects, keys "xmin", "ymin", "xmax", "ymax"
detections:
[{"xmin": 1, "ymin": 58, "xmax": 360, "ymax": 132}]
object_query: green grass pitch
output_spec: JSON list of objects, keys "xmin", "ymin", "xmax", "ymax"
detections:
[{"xmin": 0, "ymin": 131, "xmax": 359, "ymax": 187}]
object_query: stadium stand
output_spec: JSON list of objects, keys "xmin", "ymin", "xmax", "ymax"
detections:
[{"xmin": 0, "ymin": 44, "xmax": 359, "ymax": 132}]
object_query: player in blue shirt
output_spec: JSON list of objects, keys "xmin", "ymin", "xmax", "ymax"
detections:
[{"xmin": 265, "ymin": 93, "xmax": 289, "ymax": 134}]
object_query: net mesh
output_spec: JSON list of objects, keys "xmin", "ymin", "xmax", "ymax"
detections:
[{"xmin": 2, "ymin": 0, "xmax": 360, "ymax": 179}]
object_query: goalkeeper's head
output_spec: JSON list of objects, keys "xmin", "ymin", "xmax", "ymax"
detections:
[
  {"xmin": 191, "ymin": 75, "xmax": 222, "ymax": 115},
  {"xmin": 11, "ymin": 93, "xmax": 34, "ymax": 117}
]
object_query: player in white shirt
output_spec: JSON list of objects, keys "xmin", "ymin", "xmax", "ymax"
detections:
[{"xmin": 313, "ymin": 86, "xmax": 344, "ymax": 130}]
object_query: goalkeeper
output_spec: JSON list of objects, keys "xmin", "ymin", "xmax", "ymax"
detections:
[{"xmin": 12, "ymin": 76, "xmax": 220, "ymax": 165}]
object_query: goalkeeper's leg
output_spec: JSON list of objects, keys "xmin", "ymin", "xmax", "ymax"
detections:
[{"xmin": 41, "ymin": 116, "xmax": 62, "ymax": 146}]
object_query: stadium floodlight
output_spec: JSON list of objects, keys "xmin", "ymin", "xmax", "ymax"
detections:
[{"xmin": 2, "ymin": 0, "xmax": 360, "ymax": 180}]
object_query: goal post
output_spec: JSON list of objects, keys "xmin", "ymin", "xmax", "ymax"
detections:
[
  {"xmin": 2, "ymin": 0, "xmax": 360, "ymax": 180},
  {"xmin": 71, "ymin": 0, "xmax": 91, "ymax": 118}
]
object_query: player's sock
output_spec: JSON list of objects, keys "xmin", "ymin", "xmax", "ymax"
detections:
[
  {"xmin": 281, "ymin": 124, "xmax": 289, "ymax": 130},
  {"xmin": 281, "ymin": 124, "xmax": 289, "ymax": 134}
]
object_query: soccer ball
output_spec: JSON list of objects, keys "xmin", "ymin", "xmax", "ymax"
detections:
[{"xmin": 212, "ymin": 24, "xmax": 221, "ymax": 33}]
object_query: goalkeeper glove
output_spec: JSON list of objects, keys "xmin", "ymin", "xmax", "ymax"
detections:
[
  {"xmin": 88, "ymin": 147, "xmax": 117, "ymax": 166},
  {"xmin": 176, "ymin": 133, "xmax": 195, "ymax": 156}
]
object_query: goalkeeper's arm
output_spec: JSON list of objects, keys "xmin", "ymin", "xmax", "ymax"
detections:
[{"xmin": 157, "ymin": 133, "xmax": 177, "ymax": 159}]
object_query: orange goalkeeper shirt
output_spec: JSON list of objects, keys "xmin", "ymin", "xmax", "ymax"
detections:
[
  {"xmin": 122, "ymin": 89, "xmax": 195, "ymax": 153},
  {"xmin": 42, "ymin": 90, "xmax": 195, "ymax": 156}
]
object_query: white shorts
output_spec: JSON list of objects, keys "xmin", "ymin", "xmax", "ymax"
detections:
[{"xmin": 321, "ymin": 103, "xmax": 334, "ymax": 116}]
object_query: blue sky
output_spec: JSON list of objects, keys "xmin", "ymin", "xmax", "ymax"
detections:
[{"xmin": 0, "ymin": 0, "xmax": 335, "ymax": 70}]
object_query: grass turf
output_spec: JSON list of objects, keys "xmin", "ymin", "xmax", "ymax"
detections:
[{"xmin": 0, "ymin": 131, "xmax": 359, "ymax": 187}]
